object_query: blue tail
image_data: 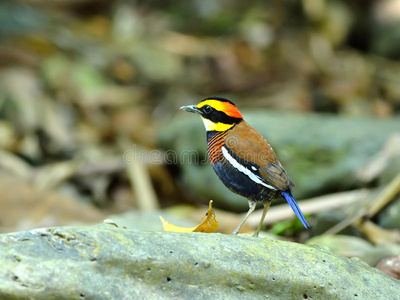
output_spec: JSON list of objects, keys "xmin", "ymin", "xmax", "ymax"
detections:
[{"xmin": 281, "ymin": 190, "xmax": 309, "ymax": 229}]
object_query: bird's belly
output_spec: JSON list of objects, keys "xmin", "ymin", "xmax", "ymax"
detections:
[{"xmin": 212, "ymin": 162, "xmax": 276, "ymax": 202}]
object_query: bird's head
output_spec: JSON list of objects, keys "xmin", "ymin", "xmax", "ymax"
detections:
[{"xmin": 180, "ymin": 97, "xmax": 243, "ymax": 131}]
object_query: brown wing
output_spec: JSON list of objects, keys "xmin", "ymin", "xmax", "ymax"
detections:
[
  {"xmin": 226, "ymin": 121, "xmax": 295, "ymax": 191},
  {"xmin": 259, "ymin": 162, "xmax": 295, "ymax": 191}
]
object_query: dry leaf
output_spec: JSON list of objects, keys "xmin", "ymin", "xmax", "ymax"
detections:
[{"xmin": 160, "ymin": 200, "xmax": 218, "ymax": 233}]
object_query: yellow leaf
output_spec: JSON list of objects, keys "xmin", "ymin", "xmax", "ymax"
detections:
[{"xmin": 160, "ymin": 200, "xmax": 218, "ymax": 233}]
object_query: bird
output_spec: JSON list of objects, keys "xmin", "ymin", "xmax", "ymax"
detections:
[{"xmin": 180, "ymin": 97, "xmax": 309, "ymax": 236}]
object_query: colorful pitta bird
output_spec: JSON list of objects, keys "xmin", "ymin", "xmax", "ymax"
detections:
[{"xmin": 180, "ymin": 97, "xmax": 309, "ymax": 236}]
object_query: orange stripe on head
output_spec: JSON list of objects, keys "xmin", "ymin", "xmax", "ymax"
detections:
[
  {"xmin": 222, "ymin": 102, "xmax": 243, "ymax": 119},
  {"xmin": 197, "ymin": 99, "xmax": 243, "ymax": 119}
]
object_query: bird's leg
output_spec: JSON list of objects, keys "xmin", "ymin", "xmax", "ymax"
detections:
[
  {"xmin": 253, "ymin": 201, "xmax": 271, "ymax": 237},
  {"xmin": 232, "ymin": 201, "xmax": 256, "ymax": 235}
]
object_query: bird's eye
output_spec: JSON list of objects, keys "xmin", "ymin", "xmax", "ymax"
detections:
[{"xmin": 203, "ymin": 105, "xmax": 212, "ymax": 114}]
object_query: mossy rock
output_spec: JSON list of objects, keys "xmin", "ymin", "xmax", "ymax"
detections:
[{"xmin": 0, "ymin": 223, "xmax": 398, "ymax": 299}]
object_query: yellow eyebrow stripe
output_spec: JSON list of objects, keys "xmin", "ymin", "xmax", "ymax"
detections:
[{"xmin": 197, "ymin": 100, "xmax": 227, "ymax": 112}]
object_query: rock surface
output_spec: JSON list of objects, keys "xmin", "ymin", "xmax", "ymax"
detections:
[{"xmin": 0, "ymin": 223, "xmax": 399, "ymax": 299}]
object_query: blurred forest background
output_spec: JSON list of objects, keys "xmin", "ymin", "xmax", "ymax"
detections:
[{"xmin": 0, "ymin": 0, "xmax": 400, "ymax": 277}]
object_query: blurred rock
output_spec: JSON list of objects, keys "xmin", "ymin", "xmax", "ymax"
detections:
[
  {"xmin": 159, "ymin": 111, "xmax": 400, "ymax": 211},
  {"xmin": 306, "ymin": 234, "xmax": 374, "ymax": 258},
  {"xmin": 375, "ymin": 255, "xmax": 400, "ymax": 279},
  {"xmin": 377, "ymin": 196, "xmax": 400, "ymax": 230},
  {"xmin": 310, "ymin": 210, "xmax": 362, "ymax": 237},
  {"xmin": 361, "ymin": 244, "xmax": 400, "ymax": 267}
]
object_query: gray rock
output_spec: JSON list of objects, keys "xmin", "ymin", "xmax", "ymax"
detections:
[
  {"xmin": 108, "ymin": 210, "xmax": 197, "ymax": 231},
  {"xmin": 361, "ymin": 244, "xmax": 400, "ymax": 267},
  {"xmin": 306, "ymin": 234, "xmax": 375, "ymax": 259},
  {"xmin": 159, "ymin": 111, "xmax": 400, "ymax": 210},
  {"xmin": 310, "ymin": 211, "xmax": 363, "ymax": 237},
  {"xmin": 0, "ymin": 224, "xmax": 399, "ymax": 299},
  {"xmin": 377, "ymin": 196, "xmax": 400, "ymax": 229}
]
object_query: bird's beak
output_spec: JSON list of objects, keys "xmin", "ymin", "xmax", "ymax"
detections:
[{"xmin": 180, "ymin": 105, "xmax": 201, "ymax": 114}]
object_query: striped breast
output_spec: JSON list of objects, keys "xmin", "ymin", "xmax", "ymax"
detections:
[{"xmin": 206, "ymin": 131, "xmax": 228, "ymax": 165}]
